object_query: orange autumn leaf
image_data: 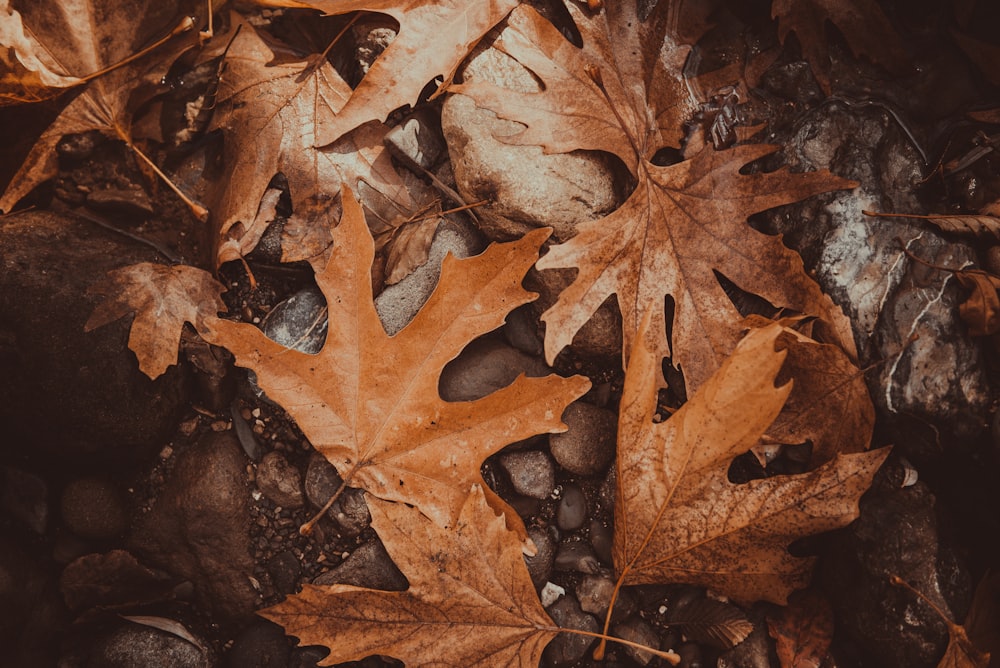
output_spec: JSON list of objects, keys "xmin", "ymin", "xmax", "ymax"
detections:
[
  {"xmin": 202, "ymin": 186, "xmax": 590, "ymax": 539},
  {"xmin": 767, "ymin": 589, "xmax": 835, "ymax": 668}
]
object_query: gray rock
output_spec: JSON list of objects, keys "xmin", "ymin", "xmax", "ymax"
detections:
[
  {"xmin": 384, "ymin": 107, "xmax": 446, "ymax": 172},
  {"xmin": 0, "ymin": 210, "xmax": 189, "ymax": 462},
  {"xmin": 818, "ymin": 461, "xmax": 964, "ymax": 668},
  {"xmin": 329, "ymin": 487, "xmax": 371, "ymax": 537},
  {"xmin": 443, "ymin": 37, "xmax": 622, "ymax": 244},
  {"xmin": 524, "ymin": 526, "xmax": 556, "ymax": 588},
  {"xmin": 611, "ymin": 617, "xmax": 661, "ymax": 666},
  {"xmin": 129, "ymin": 431, "xmax": 257, "ymax": 622},
  {"xmin": 763, "ymin": 103, "xmax": 989, "ymax": 436},
  {"xmin": 374, "ymin": 217, "xmax": 486, "ymax": 336},
  {"xmin": 304, "ymin": 452, "xmax": 343, "ymax": 511},
  {"xmin": 256, "ymin": 451, "xmax": 305, "ymax": 509},
  {"xmin": 89, "ymin": 621, "xmax": 213, "ymax": 668},
  {"xmin": 503, "ymin": 303, "xmax": 544, "ymax": 356},
  {"xmin": 302, "ymin": 453, "xmax": 369, "ymax": 535},
  {"xmin": 549, "ymin": 401, "xmax": 617, "ymax": 476},
  {"xmin": 576, "ymin": 573, "xmax": 617, "ymax": 616},
  {"xmin": 60, "ymin": 477, "xmax": 128, "ymax": 540},
  {"xmin": 543, "ymin": 594, "xmax": 600, "ymax": 667},
  {"xmin": 226, "ymin": 620, "xmax": 289, "ymax": 668},
  {"xmin": 312, "ymin": 539, "xmax": 407, "ymax": 591},
  {"xmin": 556, "ymin": 483, "xmax": 587, "ymax": 531},
  {"xmin": 351, "ymin": 17, "xmax": 396, "ymax": 78},
  {"xmin": 498, "ymin": 449, "xmax": 555, "ymax": 499},
  {"xmin": 261, "ymin": 286, "xmax": 328, "ymax": 355},
  {"xmin": 0, "ymin": 466, "xmax": 48, "ymax": 534},
  {"xmin": 439, "ymin": 337, "xmax": 551, "ymax": 402},
  {"xmin": 555, "ymin": 540, "xmax": 602, "ymax": 575}
]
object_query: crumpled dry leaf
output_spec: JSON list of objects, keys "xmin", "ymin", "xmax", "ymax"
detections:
[
  {"xmin": 255, "ymin": 0, "xmax": 520, "ymax": 146},
  {"xmin": 452, "ymin": 3, "xmax": 856, "ymax": 392},
  {"xmin": 262, "ymin": 486, "xmax": 560, "ymax": 666},
  {"xmin": 767, "ymin": 589, "xmax": 835, "ymax": 668},
  {"xmin": 0, "ymin": 0, "xmax": 197, "ymax": 213},
  {"xmin": 954, "ymin": 269, "xmax": 1000, "ymax": 336},
  {"xmin": 202, "ymin": 187, "xmax": 590, "ymax": 538},
  {"xmin": 613, "ymin": 313, "xmax": 889, "ymax": 604},
  {"xmin": 0, "ymin": 0, "xmax": 82, "ymax": 105},
  {"xmin": 771, "ymin": 0, "xmax": 910, "ymax": 94},
  {"xmin": 85, "ymin": 262, "xmax": 226, "ymax": 379}
]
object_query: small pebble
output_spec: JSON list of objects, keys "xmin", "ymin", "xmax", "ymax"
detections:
[
  {"xmin": 556, "ymin": 483, "xmax": 586, "ymax": 531},
  {"xmin": 554, "ymin": 540, "xmax": 601, "ymax": 575},
  {"xmin": 498, "ymin": 450, "xmax": 555, "ymax": 499}
]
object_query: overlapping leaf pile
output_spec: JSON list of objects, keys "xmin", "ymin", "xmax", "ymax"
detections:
[{"xmin": 3, "ymin": 0, "xmax": 966, "ymax": 665}]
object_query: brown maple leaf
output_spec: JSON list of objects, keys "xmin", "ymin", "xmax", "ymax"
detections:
[
  {"xmin": 0, "ymin": 0, "xmax": 198, "ymax": 213},
  {"xmin": 452, "ymin": 3, "xmax": 857, "ymax": 391},
  {"xmin": 771, "ymin": 0, "xmax": 909, "ymax": 94},
  {"xmin": 254, "ymin": 0, "xmax": 520, "ymax": 147},
  {"xmin": 263, "ymin": 486, "xmax": 562, "ymax": 666},
  {"xmin": 85, "ymin": 262, "xmax": 226, "ymax": 379},
  {"xmin": 201, "ymin": 187, "xmax": 590, "ymax": 538},
  {"xmin": 766, "ymin": 589, "xmax": 835, "ymax": 668},
  {"xmin": 612, "ymin": 313, "xmax": 889, "ymax": 605}
]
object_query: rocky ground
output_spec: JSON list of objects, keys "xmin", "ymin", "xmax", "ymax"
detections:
[{"xmin": 2, "ymin": 1, "xmax": 1000, "ymax": 667}]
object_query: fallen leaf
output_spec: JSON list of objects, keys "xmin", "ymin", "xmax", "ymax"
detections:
[
  {"xmin": 383, "ymin": 214, "xmax": 440, "ymax": 284},
  {"xmin": 0, "ymin": 0, "xmax": 197, "ymax": 213},
  {"xmin": 257, "ymin": 0, "xmax": 520, "ymax": 147},
  {"xmin": 0, "ymin": 0, "xmax": 81, "ymax": 105},
  {"xmin": 864, "ymin": 209, "xmax": 1000, "ymax": 241},
  {"xmin": 954, "ymin": 270, "xmax": 1000, "ymax": 337},
  {"xmin": 201, "ymin": 187, "xmax": 590, "ymax": 537},
  {"xmin": 767, "ymin": 589, "xmax": 835, "ymax": 668},
  {"xmin": 771, "ymin": 0, "xmax": 909, "ymax": 94},
  {"xmin": 890, "ymin": 574, "xmax": 991, "ymax": 668},
  {"xmin": 85, "ymin": 262, "xmax": 226, "ymax": 379},
  {"xmin": 613, "ymin": 312, "xmax": 889, "ymax": 604},
  {"xmin": 263, "ymin": 486, "xmax": 561, "ymax": 666},
  {"xmin": 453, "ymin": 3, "xmax": 856, "ymax": 391},
  {"xmin": 665, "ymin": 595, "xmax": 754, "ymax": 649}
]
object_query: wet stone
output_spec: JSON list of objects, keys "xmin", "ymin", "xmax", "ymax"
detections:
[
  {"xmin": 256, "ymin": 451, "xmax": 305, "ymax": 509},
  {"xmin": 555, "ymin": 540, "xmax": 602, "ymax": 575},
  {"xmin": 439, "ymin": 338, "xmax": 551, "ymax": 402},
  {"xmin": 88, "ymin": 620, "xmax": 213, "ymax": 668},
  {"xmin": 549, "ymin": 402, "xmax": 617, "ymax": 476},
  {"xmin": 267, "ymin": 550, "xmax": 302, "ymax": 596},
  {"xmin": 261, "ymin": 286, "xmax": 328, "ymax": 355},
  {"xmin": 543, "ymin": 594, "xmax": 600, "ymax": 667},
  {"xmin": 524, "ymin": 526, "xmax": 556, "ymax": 588},
  {"xmin": 612, "ymin": 617, "xmax": 661, "ymax": 666},
  {"xmin": 330, "ymin": 487, "xmax": 371, "ymax": 537},
  {"xmin": 313, "ymin": 539, "xmax": 407, "ymax": 591},
  {"xmin": 556, "ymin": 483, "xmax": 587, "ymax": 531}
]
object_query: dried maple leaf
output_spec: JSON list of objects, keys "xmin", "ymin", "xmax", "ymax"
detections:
[
  {"xmin": 0, "ymin": 0, "xmax": 197, "ymax": 213},
  {"xmin": 865, "ymin": 209, "xmax": 1000, "ymax": 241},
  {"xmin": 202, "ymin": 187, "xmax": 590, "ymax": 537},
  {"xmin": 254, "ymin": 0, "xmax": 519, "ymax": 146},
  {"xmin": 0, "ymin": 0, "xmax": 81, "ymax": 105},
  {"xmin": 263, "ymin": 486, "xmax": 562, "ymax": 666},
  {"xmin": 452, "ymin": 3, "xmax": 856, "ymax": 391},
  {"xmin": 612, "ymin": 313, "xmax": 889, "ymax": 605},
  {"xmin": 767, "ymin": 589, "xmax": 835, "ymax": 668},
  {"xmin": 85, "ymin": 262, "xmax": 226, "ymax": 379},
  {"xmin": 771, "ymin": 0, "xmax": 909, "ymax": 94}
]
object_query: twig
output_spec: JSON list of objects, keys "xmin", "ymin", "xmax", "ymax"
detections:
[{"xmin": 68, "ymin": 206, "xmax": 182, "ymax": 264}]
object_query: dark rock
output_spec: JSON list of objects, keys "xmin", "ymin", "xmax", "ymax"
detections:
[
  {"xmin": 0, "ymin": 466, "xmax": 48, "ymax": 534},
  {"xmin": 524, "ymin": 526, "xmax": 556, "ymax": 588},
  {"xmin": 0, "ymin": 210, "xmax": 188, "ymax": 464},
  {"xmin": 550, "ymin": 401, "xmax": 617, "ymax": 476},
  {"xmin": 86, "ymin": 186, "xmax": 155, "ymax": 218},
  {"xmin": 374, "ymin": 218, "xmax": 486, "ymax": 336},
  {"xmin": 312, "ymin": 539, "xmax": 407, "ymax": 591},
  {"xmin": 525, "ymin": 268, "xmax": 623, "ymax": 362},
  {"xmin": 302, "ymin": 452, "xmax": 369, "ymax": 534},
  {"xmin": 351, "ymin": 16, "xmax": 396, "ymax": 78},
  {"xmin": 256, "ymin": 451, "xmax": 305, "ymax": 509},
  {"xmin": 0, "ymin": 534, "xmax": 67, "ymax": 668},
  {"xmin": 556, "ymin": 483, "xmax": 587, "ymax": 531},
  {"xmin": 589, "ymin": 517, "xmax": 614, "ymax": 565},
  {"xmin": 88, "ymin": 620, "xmax": 213, "ymax": 668},
  {"xmin": 498, "ymin": 449, "xmax": 555, "ymax": 499},
  {"xmin": 129, "ymin": 431, "xmax": 257, "ymax": 622},
  {"xmin": 503, "ymin": 303, "xmax": 544, "ymax": 356},
  {"xmin": 762, "ymin": 103, "xmax": 989, "ymax": 439},
  {"xmin": 439, "ymin": 337, "xmax": 551, "ymax": 402},
  {"xmin": 577, "ymin": 573, "xmax": 614, "ymax": 616},
  {"xmin": 384, "ymin": 107, "xmax": 446, "ymax": 171},
  {"xmin": 260, "ymin": 286, "xmax": 328, "ymax": 355},
  {"xmin": 543, "ymin": 594, "xmax": 600, "ymax": 667},
  {"xmin": 674, "ymin": 642, "xmax": 703, "ymax": 668},
  {"xmin": 555, "ymin": 539, "xmax": 602, "ymax": 575},
  {"xmin": 60, "ymin": 477, "xmax": 128, "ymax": 540},
  {"xmin": 818, "ymin": 461, "xmax": 966, "ymax": 668},
  {"xmin": 304, "ymin": 452, "xmax": 343, "ymax": 511},
  {"xmin": 226, "ymin": 620, "xmax": 290, "ymax": 668},
  {"xmin": 267, "ymin": 550, "xmax": 302, "ymax": 596},
  {"xmin": 329, "ymin": 487, "xmax": 371, "ymax": 537},
  {"xmin": 612, "ymin": 617, "xmax": 661, "ymax": 666},
  {"xmin": 289, "ymin": 646, "xmax": 331, "ymax": 668}
]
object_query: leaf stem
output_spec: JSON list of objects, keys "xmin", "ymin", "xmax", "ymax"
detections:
[
  {"xmin": 299, "ymin": 467, "xmax": 356, "ymax": 536},
  {"xmin": 79, "ymin": 16, "xmax": 195, "ymax": 85},
  {"xmin": 539, "ymin": 624, "xmax": 679, "ymax": 665}
]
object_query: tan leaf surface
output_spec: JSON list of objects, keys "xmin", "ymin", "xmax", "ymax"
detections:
[
  {"xmin": 767, "ymin": 589, "xmax": 835, "ymax": 668},
  {"xmin": 262, "ymin": 486, "xmax": 560, "ymax": 666},
  {"xmin": 85, "ymin": 262, "xmax": 226, "ymax": 379},
  {"xmin": 0, "ymin": 0, "xmax": 81, "ymax": 105},
  {"xmin": 0, "ymin": 0, "xmax": 197, "ymax": 213},
  {"xmin": 453, "ymin": 3, "xmax": 856, "ymax": 391},
  {"xmin": 202, "ymin": 187, "xmax": 590, "ymax": 536},
  {"xmin": 954, "ymin": 270, "xmax": 1000, "ymax": 337},
  {"xmin": 257, "ymin": 0, "xmax": 520, "ymax": 147},
  {"xmin": 613, "ymin": 314, "xmax": 889, "ymax": 604},
  {"xmin": 771, "ymin": 0, "xmax": 909, "ymax": 94}
]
